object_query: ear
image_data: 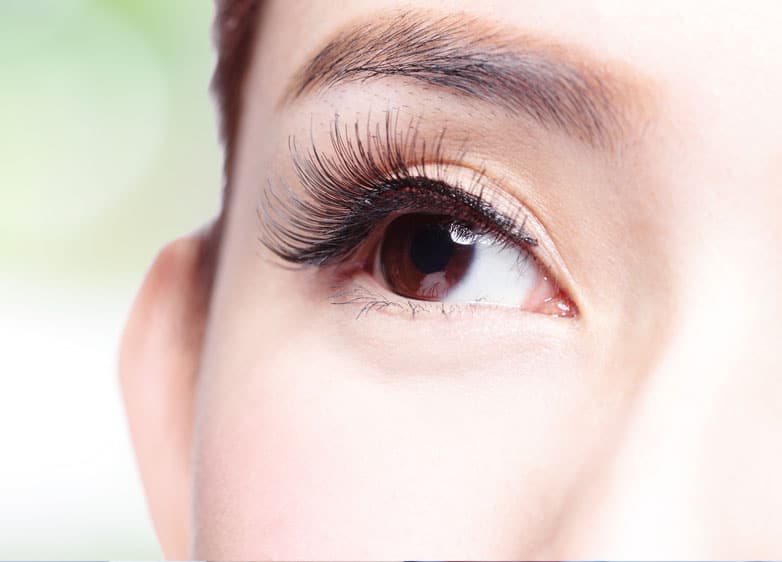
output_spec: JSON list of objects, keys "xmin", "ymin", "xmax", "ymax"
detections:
[{"xmin": 119, "ymin": 233, "xmax": 213, "ymax": 559}]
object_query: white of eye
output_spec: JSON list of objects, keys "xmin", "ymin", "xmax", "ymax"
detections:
[{"xmin": 443, "ymin": 232, "xmax": 539, "ymax": 306}]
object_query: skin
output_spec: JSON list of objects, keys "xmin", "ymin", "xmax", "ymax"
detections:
[{"xmin": 120, "ymin": 0, "xmax": 782, "ymax": 558}]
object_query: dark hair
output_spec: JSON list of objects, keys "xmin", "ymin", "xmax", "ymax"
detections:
[
  {"xmin": 212, "ymin": 0, "xmax": 261, "ymax": 187},
  {"xmin": 199, "ymin": 0, "xmax": 261, "ymax": 295}
]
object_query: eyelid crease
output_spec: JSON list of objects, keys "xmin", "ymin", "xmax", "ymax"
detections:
[{"xmin": 258, "ymin": 110, "xmax": 540, "ymax": 268}]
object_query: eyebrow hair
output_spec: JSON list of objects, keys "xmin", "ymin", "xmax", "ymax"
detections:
[{"xmin": 284, "ymin": 12, "xmax": 639, "ymax": 150}]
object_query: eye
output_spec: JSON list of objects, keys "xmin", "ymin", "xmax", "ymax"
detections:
[{"xmin": 372, "ymin": 213, "xmax": 575, "ymax": 316}]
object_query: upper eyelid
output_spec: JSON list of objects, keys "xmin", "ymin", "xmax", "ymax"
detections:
[
  {"xmin": 260, "ymin": 163, "xmax": 537, "ymax": 266},
  {"xmin": 258, "ymin": 111, "xmax": 542, "ymax": 266}
]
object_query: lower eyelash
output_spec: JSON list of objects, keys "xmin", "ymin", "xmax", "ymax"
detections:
[
  {"xmin": 258, "ymin": 110, "xmax": 537, "ymax": 268},
  {"xmin": 328, "ymin": 281, "xmax": 518, "ymax": 320},
  {"xmin": 329, "ymin": 284, "xmax": 408, "ymax": 319},
  {"xmin": 329, "ymin": 283, "xmax": 460, "ymax": 319}
]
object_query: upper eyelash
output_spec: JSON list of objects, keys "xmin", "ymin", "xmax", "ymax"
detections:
[{"xmin": 258, "ymin": 110, "xmax": 538, "ymax": 267}]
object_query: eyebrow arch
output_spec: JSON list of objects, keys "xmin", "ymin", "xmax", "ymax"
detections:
[{"xmin": 281, "ymin": 11, "xmax": 646, "ymax": 150}]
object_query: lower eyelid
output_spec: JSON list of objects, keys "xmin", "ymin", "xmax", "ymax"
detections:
[
  {"xmin": 323, "ymin": 272, "xmax": 562, "ymax": 321},
  {"xmin": 328, "ymin": 281, "xmax": 428, "ymax": 320},
  {"xmin": 325, "ymin": 278, "xmax": 488, "ymax": 320}
]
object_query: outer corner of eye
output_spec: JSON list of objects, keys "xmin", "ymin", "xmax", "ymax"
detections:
[{"xmin": 368, "ymin": 212, "xmax": 578, "ymax": 317}]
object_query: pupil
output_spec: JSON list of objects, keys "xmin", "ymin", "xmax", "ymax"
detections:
[
  {"xmin": 410, "ymin": 223, "xmax": 455, "ymax": 274},
  {"xmin": 379, "ymin": 214, "xmax": 476, "ymax": 302}
]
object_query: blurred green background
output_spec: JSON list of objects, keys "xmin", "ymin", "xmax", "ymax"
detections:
[{"xmin": 0, "ymin": 0, "xmax": 221, "ymax": 557}]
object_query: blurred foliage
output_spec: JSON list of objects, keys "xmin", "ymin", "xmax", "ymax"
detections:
[{"xmin": 0, "ymin": 0, "xmax": 222, "ymax": 283}]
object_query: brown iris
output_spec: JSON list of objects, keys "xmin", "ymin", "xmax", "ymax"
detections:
[{"xmin": 379, "ymin": 214, "xmax": 476, "ymax": 301}]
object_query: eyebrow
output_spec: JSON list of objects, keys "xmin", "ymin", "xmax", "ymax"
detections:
[{"xmin": 282, "ymin": 12, "xmax": 644, "ymax": 150}]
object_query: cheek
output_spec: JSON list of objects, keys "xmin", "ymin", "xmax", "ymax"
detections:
[{"xmin": 191, "ymin": 323, "xmax": 615, "ymax": 559}]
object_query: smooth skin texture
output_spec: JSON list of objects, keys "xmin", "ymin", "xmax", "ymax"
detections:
[{"xmin": 121, "ymin": 0, "xmax": 782, "ymax": 558}]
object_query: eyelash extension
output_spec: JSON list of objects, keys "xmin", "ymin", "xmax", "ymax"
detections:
[{"xmin": 259, "ymin": 110, "xmax": 538, "ymax": 267}]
